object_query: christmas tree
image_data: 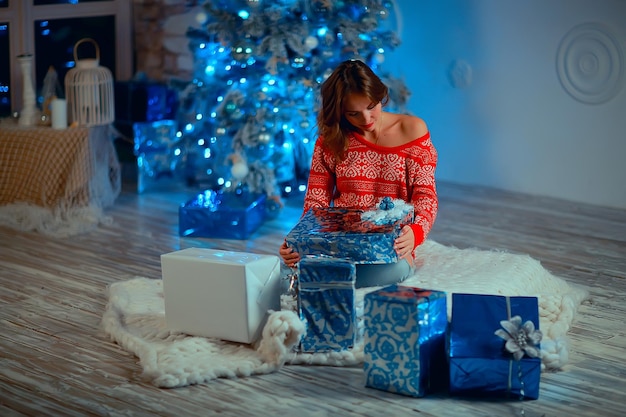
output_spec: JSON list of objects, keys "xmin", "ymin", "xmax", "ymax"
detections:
[{"xmin": 173, "ymin": 0, "xmax": 410, "ymax": 207}]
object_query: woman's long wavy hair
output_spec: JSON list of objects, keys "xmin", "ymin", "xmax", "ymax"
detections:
[{"xmin": 317, "ymin": 59, "xmax": 389, "ymax": 161}]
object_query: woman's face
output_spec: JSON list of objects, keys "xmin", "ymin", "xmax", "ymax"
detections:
[{"xmin": 343, "ymin": 93, "xmax": 382, "ymax": 133}]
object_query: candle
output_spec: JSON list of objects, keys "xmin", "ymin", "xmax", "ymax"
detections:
[{"xmin": 51, "ymin": 98, "xmax": 67, "ymax": 129}]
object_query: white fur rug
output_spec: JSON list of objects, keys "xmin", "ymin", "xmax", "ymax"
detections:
[
  {"xmin": 101, "ymin": 240, "xmax": 589, "ymax": 388},
  {"xmin": 0, "ymin": 203, "xmax": 114, "ymax": 237}
]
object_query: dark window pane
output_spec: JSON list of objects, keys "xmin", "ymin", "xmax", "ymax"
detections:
[
  {"xmin": 34, "ymin": 15, "xmax": 116, "ymax": 102},
  {"xmin": 0, "ymin": 22, "xmax": 10, "ymax": 117},
  {"xmin": 34, "ymin": 0, "xmax": 109, "ymax": 5},
  {"xmin": 0, "ymin": 1, "xmax": 8, "ymax": 9}
]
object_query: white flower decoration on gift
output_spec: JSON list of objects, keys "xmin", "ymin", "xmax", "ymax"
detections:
[
  {"xmin": 494, "ymin": 315, "xmax": 543, "ymax": 361},
  {"xmin": 361, "ymin": 197, "xmax": 413, "ymax": 225}
]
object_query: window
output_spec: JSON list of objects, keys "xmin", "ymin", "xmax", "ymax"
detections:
[
  {"xmin": 0, "ymin": 21, "xmax": 10, "ymax": 116},
  {"xmin": 34, "ymin": 0, "xmax": 111, "ymax": 4},
  {"xmin": 0, "ymin": 0, "xmax": 131, "ymax": 117}
]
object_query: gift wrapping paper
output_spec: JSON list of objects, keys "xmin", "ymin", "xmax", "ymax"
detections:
[
  {"xmin": 448, "ymin": 293, "xmax": 542, "ymax": 400},
  {"xmin": 133, "ymin": 120, "xmax": 181, "ymax": 193},
  {"xmin": 285, "ymin": 206, "xmax": 413, "ymax": 264},
  {"xmin": 363, "ymin": 285, "xmax": 448, "ymax": 397},
  {"xmin": 297, "ymin": 256, "xmax": 357, "ymax": 352},
  {"xmin": 161, "ymin": 248, "xmax": 282, "ymax": 344},
  {"xmin": 179, "ymin": 190, "xmax": 266, "ymax": 239}
]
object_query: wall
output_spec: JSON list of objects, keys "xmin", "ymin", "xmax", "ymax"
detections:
[
  {"xmin": 385, "ymin": 0, "xmax": 626, "ymax": 209},
  {"xmin": 132, "ymin": 0, "xmax": 203, "ymax": 81}
]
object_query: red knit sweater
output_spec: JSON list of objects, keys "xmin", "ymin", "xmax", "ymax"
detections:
[{"xmin": 303, "ymin": 131, "xmax": 438, "ymax": 248}]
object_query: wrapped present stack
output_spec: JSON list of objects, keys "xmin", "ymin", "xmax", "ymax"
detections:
[
  {"xmin": 161, "ymin": 248, "xmax": 282, "ymax": 344},
  {"xmin": 363, "ymin": 285, "xmax": 448, "ymax": 397},
  {"xmin": 284, "ymin": 197, "xmax": 544, "ymax": 401},
  {"xmin": 448, "ymin": 293, "xmax": 543, "ymax": 400},
  {"xmin": 179, "ymin": 189, "xmax": 266, "ymax": 240},
  {"xmin": 283, "ymin": 197, "xmax": 414, "ymax": 353}
]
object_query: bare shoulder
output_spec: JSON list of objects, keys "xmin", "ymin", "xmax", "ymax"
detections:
[
  {"xmin": 399, "ymin": 114, "xmax": 428, "ymax": 140},
  {"xmin": 381, "ymin": 112, "xmax": 429, "ymax": 147}
]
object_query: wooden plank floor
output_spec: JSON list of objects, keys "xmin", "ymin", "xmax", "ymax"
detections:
[{"xmin": 1, "ymin": 180, "xmax": 625, "ymax": 417}]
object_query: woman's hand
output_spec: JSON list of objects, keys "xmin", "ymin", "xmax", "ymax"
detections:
[
  {"xmin": 279, "ymin": 240, "xmax": 300, "ymax": 268},
  {"xmin": 394, "ymin": 225, "xmax": 415, "ymax": 262}
]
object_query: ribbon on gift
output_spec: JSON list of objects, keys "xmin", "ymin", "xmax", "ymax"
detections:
[
  {"xmin": 285, "ymin": 268, "xmax": 299, "ymax": 297},
  {"xmin": 496, "ymin": 296, "xmax": 543, "ymax": 399},
  {"xmin": 379, "ymin": 196, "xmax": 395, "ymax": 210},
  {"xmin": 448, "ymin": 294, "xmax": 542, "ymax": 399},
  {"xmin": 361, "ymin": 197, "xmax": 414, "ymax": 226},
  {"xmin": 505, "ymin": 297, "xmax": 519, "ymax": 399}
]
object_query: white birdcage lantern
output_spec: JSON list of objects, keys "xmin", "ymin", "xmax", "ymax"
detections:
[{"xmin": 65, "ymin": 38, "xmax": 115, "ymax": 126}]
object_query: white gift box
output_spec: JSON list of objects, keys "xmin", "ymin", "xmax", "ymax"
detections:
[{"xmin": 161, "ymin": 248, "xmax": 282, "ymax": 344}]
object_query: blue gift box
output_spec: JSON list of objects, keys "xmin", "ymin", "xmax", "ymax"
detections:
[
  {"xmin": 133, "ymin": 120, "xmax": 181, "ymax": 193},
  {"xmin": 285, "ymin": 205, "xmax": 413, "ymax": 264},
  {"xmin": 297, "ymin": 256, "xmax": 357, "ymax": 352},
  {"xmin": 363, "ymin": 285, "xmax": 448, "ymax": 397},
  {"xmin": 448, "ymin": 293, "xmax": 542, "ymax": 400},
  {"xmin": 179, "ymin": 190, "xmax": 266, "ymax": 240},
  {"xmin": 115, "ymin": 81, "xmax": 178, "ymax": 124}
]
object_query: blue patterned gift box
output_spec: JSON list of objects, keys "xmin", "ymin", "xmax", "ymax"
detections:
[
  {"xmin": 363, "ymin": 285, "xmax": 448, "ymax": 397},
  {"xmin": 179, "ymin": 190, "xmax": 266, "ymax": 239},
  {"xmin": 297, "ymin": 256, "xmax": 357, "ymax": 352},
  {"xmin": 448, "ymin": 293, "xmax": 542, "ymax": 400},
  {"xmin": 285, "ymin": 203, "xmax": 413, "ymax": 264}
]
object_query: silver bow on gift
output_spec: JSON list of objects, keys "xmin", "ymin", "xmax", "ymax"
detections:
[
  {"xmin": 495, "ymin": 315, "xmax": 543, "ymax": 361},
  {"xmin": 379, "ymin": 196, "xmax": 395, "ymax": 210}
]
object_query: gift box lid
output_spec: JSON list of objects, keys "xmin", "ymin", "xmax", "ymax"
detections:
[
  {"xmin": 449, "ymin": 293, "xmax": 541, "ymax": 359},
  {"xmin": 365, "ymin": 284, "xmax": 448, "ymax": 343},
  {"xmin": 162, "ymin": 247, "xmax": 279, "ymax": 284},
  {"xmin": 289, "ymin": 206, "xmax": 410, "ymax": 237},
  {"xmin": 366, "ymin": 284, "xmax": 446, "ymax": 304}
]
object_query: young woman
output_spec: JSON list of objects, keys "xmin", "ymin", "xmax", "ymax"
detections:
[{"xmin": 279, "ymin": 59, "xmax": 438, "ymax": 288}]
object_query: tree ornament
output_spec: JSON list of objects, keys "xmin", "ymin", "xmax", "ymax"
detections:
[
  {"xmin": 231, "ymin": 160, "xmax": 250, "ymax": 180},
  {"xmin": 304, "ymin": 36, "xmax": 319, "ymax": 51}
]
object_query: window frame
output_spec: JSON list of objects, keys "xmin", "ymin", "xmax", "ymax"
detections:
[{"xmin": 0, "ymin": 0, "xmax": 132, "ymax": 113}]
